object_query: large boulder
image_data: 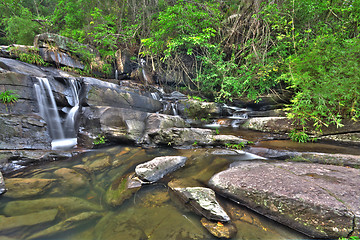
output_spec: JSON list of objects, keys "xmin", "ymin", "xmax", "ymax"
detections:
[
  {"xmin": 242, "ymin": 117, "xmax": 295, "ymax": 133},
  {"xmin": 209, "ymin": 161, "xmax": 360, "ymax": 238},
  {"xmin": 135, "ymin": 156, "xmax": 187, "ymax": 182},
  {"xmin": 177, "ymin": 99, "xmax": 222, "ymax": 119},
  {"xmin": 80, "ymin": 106, "xmax": 148, "ymax": 145},
  {"xmin": 82, "ymin": 77, "xmax": 162, "ymax": 113},
  {"xmin": 0, "ymin": 114, "xmax": 51, "ymax": 150},
  {"xmin": 169, "ymin": 186, "xmax": 230, "ymax": 222}
]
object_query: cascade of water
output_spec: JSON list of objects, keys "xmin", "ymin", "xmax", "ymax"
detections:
[
  {"xmin": 34, "ymin": 77, "xmax": 80, "ymax": 150},
  {"xmin": 115, "ymin": 70, "xmax": 118, "ymax": 80},
  {"xmin": 150, "ymin": 92, "xmax": 160, "ymax": 101},
  {"xmin": 34, "ymin": 77, "xmax": 65, "ymax": 140},
  {"xmin": 64, "ymin": 79, "xmax": 80, "ymax": 138},
  {"xmin": 171, "ymin": 103, "xmax": 178, "ymax": 116}
]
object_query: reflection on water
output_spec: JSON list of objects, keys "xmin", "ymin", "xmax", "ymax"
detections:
[{"xmin": 0, "ymin": 146, "xmax": 307, "ymax": 240}]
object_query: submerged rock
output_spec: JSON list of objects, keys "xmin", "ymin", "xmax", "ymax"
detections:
[
  {"xmin": 135, "ymin": 156, "xmax": 187, "ymax": 182},
  {"xmin": 0, "ymin": 209, "xmax": 58, "ymax": 232},
  {"xmin": 3, "ymin": 197, "xmax": 102, "ymax": 216},
  {"xmin": 105, "ymin": 173, "xmax": 141, "ymax": 207},
  {"xmin": 200, "ymin": 218, "xmax": 237, "ymax": 239},
  {"xmin": 4, "ymin": 178, "xmax": 56, "ymax": 198},
  {"xmin": 53, "ymin": 168, "xmax": 88, "ymax": 192},
  {"xmin": 209, "ymin": 161, "xmax": 360, "ymax": 238},
  {"xmin": 170, "ymin": 186, "xmax": 230, "ymax": 222},
  {"xmin": 28, "ymin": 211, "xmax": 102, "ymax": 240}
]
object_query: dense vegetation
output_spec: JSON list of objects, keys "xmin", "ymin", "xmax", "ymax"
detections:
[{"xmin": 1, "ymin": 0, "xmax": 359, "ymax": 132}]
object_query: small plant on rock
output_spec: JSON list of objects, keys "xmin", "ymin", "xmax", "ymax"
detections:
[
  {"xmin": 93, "ymin": 134, "xmax": 106, "ymax": 145},
  {"xmin": 0, "ymin": 90, "xmax": 19, "ymax": 112}
]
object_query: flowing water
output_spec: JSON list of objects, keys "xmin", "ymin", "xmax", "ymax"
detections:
[
  {"xmin": 0, "ymin": 145, "xmax": 309, "ymax": 240},
  {"xmin": 34, "ymin": 77, "xmax": 80, "ymax": 150}
]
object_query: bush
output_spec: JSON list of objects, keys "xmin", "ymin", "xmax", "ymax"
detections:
[{"xmin": 284, "ymin": 36, "xmax": 360, "ymax": 130}]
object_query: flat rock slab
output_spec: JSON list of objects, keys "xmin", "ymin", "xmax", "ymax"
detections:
[
  {"xmin": 208, "ymin": 161, "xmax": 360, "ymax": 238},
  {"xmin": 171, "ymin": 186, "xmax": 230, "ymax": 222},
  {"xmin": 135, "ymin": 156, "xmax": 187, "ymax": 182}
]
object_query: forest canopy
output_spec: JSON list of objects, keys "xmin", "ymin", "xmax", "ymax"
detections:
[{"xmin": 1, "ymin": 0, "xmax": 360, "ymax": 130}]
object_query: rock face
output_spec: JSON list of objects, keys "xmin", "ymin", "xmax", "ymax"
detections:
[
  {"xmin": 170, "ymin": 186, "xmax": 230, "ymax": 222},
  {"xmin": 0, "ymin": 114, "xmax": 51, "ymax": 150},
  {"xmin": 209, "ymin": 161, "xmax": 360, "ymax": 238},
  {"xmin": 135, "ymin": 156, "xmax": 187, "ymax": 182}
]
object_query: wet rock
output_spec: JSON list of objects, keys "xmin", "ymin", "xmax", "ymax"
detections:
[
  {"xmin": 0, "ymin": 150, "xmax": 75, "ymax": 174},
  {"xmin": 28, "ymin": 211, "xmax": 102, "ymax": 240},
  {"xmin": 135, "ymin": 156, "xmax": 187, "ymax": 182},
  {"xmin": 0, "ymin": 209, "xmax": 58, "ymax": 232},
  {"xmin": 84, "ymin": 154, "xmax": 111, "ymax": 172},
  {"xmin": 211, "ymin": 149, "xmax": 245, "ymax": 156},
  {"xmin": 0, "ymin": 171, "xmax": 6, "ymax": 195},
  {"xmin": 170, "ymin": 186, "xmax": 230, "ymax": 222},
  {"xmin": 209, "ymin": 161, "xmax": 360, "ymax": 238},
  {"xmin": 242, "ymin": 117, "xmax": 294, "ymax": 133},
  {"xmin": 200, "ymin": 218, "xmax": 237, "ymax": 239},
  {"xmin": 105, "ymin": 173, "xmax": 141, "ymax": 207},
  {"xmin": 54, "ymin": 168, "xmax": 88, "ymax": 192},
  {"xmin": 3, "ymin": 197, "xmax": 102, "ymax": 216},
  {"xmin": 177, "ymin": 99, "xmax": 222, "ymax": 119},
  {"xmin": 0, "ymin": 114, "xmax": 51, "ymax": 150},
  {"xmin": 4, "ymin": 178, "xmax": 56, "ymax": 198},
  {"xmin": 247, "ymin": 109, "xmax": 287, "ymax": 118}
]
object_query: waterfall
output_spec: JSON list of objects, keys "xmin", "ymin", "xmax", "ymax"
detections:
[
  {"xmin": 115, "ymin": 70, "xmax": 118, "ymax": 80},
  {"xmin": 34, "ymin": 77, "xmax": 80, "ymax": 150},
  {"xmin": 171, "ymin": 103, "xmax": 178, "ymax": 116},
  {"xmin": 34, "ymin": 77, "xmax": 65, "ymax": 140}
]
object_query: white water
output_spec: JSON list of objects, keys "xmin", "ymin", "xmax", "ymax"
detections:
[
  {"xmin": 34, "ymin": 77, "xmax": 65, "ymax": 140},
  {"xmin": 35, "ymin": 77, "xmax": 80, "ymax": 150}
]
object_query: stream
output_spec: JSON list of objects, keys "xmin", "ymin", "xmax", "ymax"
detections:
[{"xmin": 3, "ymin": 126, "xmax": 359, "ymax": 239}]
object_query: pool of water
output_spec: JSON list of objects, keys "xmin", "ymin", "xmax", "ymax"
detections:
[{"xmin": 0, "ymin": 146, "xmax": 308, "ymax": 240}]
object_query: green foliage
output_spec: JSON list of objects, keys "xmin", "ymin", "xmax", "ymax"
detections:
[
  {"xmin": 225, "ymin": 142, "xmax": 245, "ymax": 150},
  {"xmin": 2, "ymin": 7, "xmax": 41, "ymax": 45},
  {"xmin": 141, "ymin": 0, "xmax": 221, "ymax": 60},
  {"xmin": 289, "ymin": 129, "xmax": 312, "ymax": 143},
  {"xmin": 339, "ymin": 236, "xmax": 360, "ymax": 240},
  {"xmin": 0, "ymin": 90, "xmax": 19, "ymax": 112},
  {"xmin": 93, "ymin": 134, "xmax": 106, "ymax": 145},
  {"xmin": 284, "ymin": 36, "xmax": 360, "ymax": 130}
]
